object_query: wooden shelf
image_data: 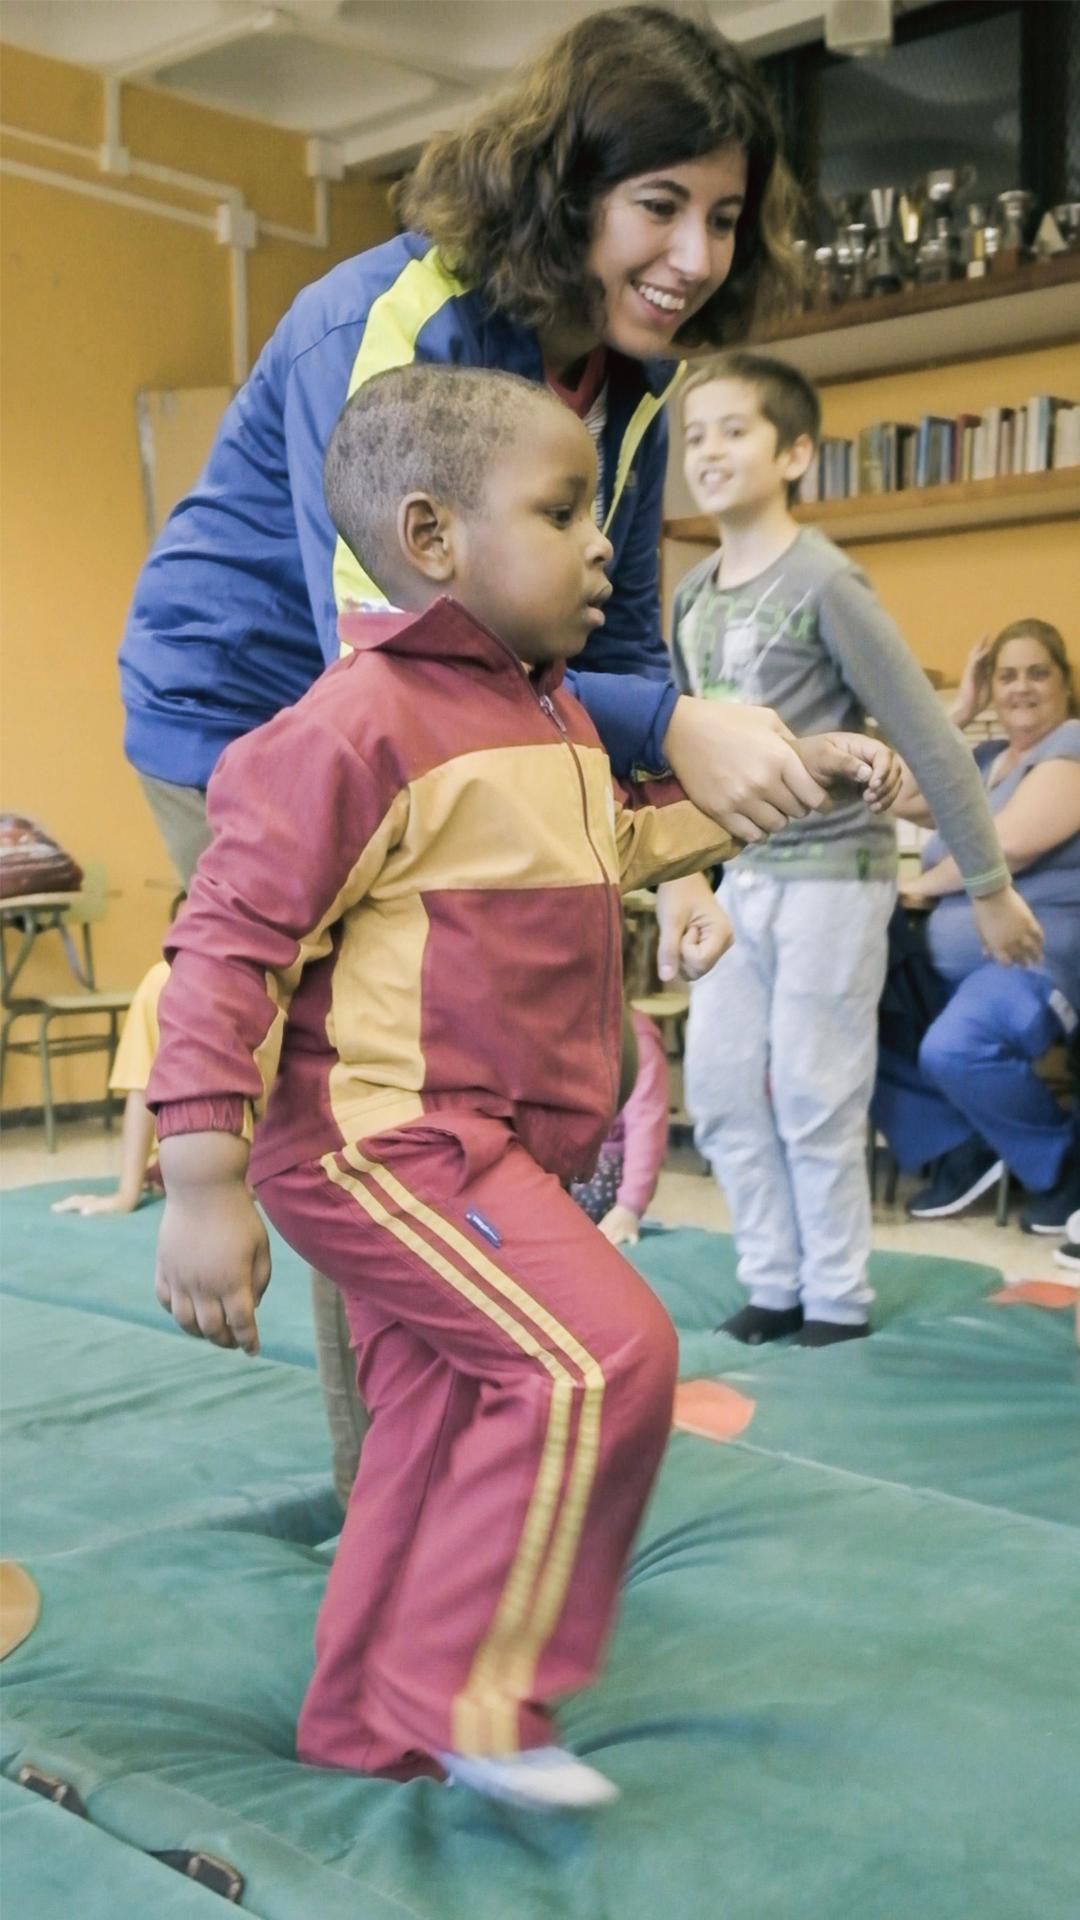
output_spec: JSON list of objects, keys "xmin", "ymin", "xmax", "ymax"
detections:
[
  {"xmin": 750, "ymin": 254, "xmax": 1080, "ymax": 383},
  {"xmin": 664, "ymin": 465, "xmax": 1080, "ymax": 550}
]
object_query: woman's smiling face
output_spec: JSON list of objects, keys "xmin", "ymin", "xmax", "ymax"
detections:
[
  {"xmin": 992, "ymin": 634, "xmax": 1072, "ymax": 745},
  {"xmin": 584, "ymin": 143, "xmax": 748, "ymax": 359}
]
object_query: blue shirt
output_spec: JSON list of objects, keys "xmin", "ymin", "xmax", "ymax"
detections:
[{"xmin": 120, "ymin": 233, "xmax": 682, "ymax": 788}]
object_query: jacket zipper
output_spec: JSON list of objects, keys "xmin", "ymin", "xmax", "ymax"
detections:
[{"xmin": 536, "ymin": 691, "xmax": 620, "ymax": 1119}]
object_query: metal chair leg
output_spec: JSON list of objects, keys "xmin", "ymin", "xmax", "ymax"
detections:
[
  {"xmin": 38, "ymin": 1014, "xmax": 56, "ymax": 1154},
  {"xmin": 0, "ymin": 1009, "xmax": 13, "ymax": 1100},
  {"xmin": 104, "ymin": 1009, "xmax": 120, "ymax": 1131},
  {"xmin": 996, "ymin": 1164, "xmax": 1011, "ymax": 1226}
]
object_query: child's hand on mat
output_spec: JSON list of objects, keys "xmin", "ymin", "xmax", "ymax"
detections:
[
  {"xmin": 598, "ymin": 1204, "xmax": 641, "ymax": 1248},
  {"xmin": 52, "ymin": 1191, "xmax": 140, "ymax": 1216},
  {"xmin": 156, "ymin": 1132, "xmax": 269, "ymax": 1355},
  {"xmin": 971, "ymin": 884, "xmax": 1044, "ymax": 968}
]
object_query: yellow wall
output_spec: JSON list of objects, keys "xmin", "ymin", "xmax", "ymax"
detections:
[
  {"xmin": 0, "ymin": 44, "xmax": 395, "ymax": 1111},
  {"xmin": 663, "ymin": 339, "xmax": 1080, "ymax": 682}
]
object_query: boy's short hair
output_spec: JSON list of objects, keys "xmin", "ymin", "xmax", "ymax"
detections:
[
  {"xmin": 324, "ymin": 364, "xmax": 561, "ymax": 593},
  {"xmin": 681, "ymin": 350, "xmax": 821, "ymax": 452}
]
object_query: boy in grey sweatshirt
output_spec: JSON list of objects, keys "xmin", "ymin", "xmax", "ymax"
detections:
[{"xmin": 673, "ymin": 351, "xmax": 1042, "ymax": 1343}]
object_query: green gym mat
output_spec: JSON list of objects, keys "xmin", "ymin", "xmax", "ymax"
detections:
[
  {"xmin": 0, "ymin": 1776, "xmax": 229, "ymax": 1920},
  {"xmin": 1, "ymin": 1295, "xmax": 339, "ymax": 1556},
  {"xmin": 0, "ymin": 1180, "xmax": 1005, "ymax": 1373},
  {"xmin": 0, "ymin": 1182, "xmax": 318, "ymax": 1368},
  {"xmin": 1, "ymin": 1185, "xmax": 1077, "ymax": 1916},
  {"xmin": 2, "ymin": 1430, "xmax": 1077, "ymax": 1920}
]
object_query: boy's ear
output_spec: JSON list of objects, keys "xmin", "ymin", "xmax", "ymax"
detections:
[
  {"xmin": 780, "ymin": 434, "xmax": 815, "ymax": 485},
  {"xmin": 398, "ymin": 492, "xmax": 457, "ymax": 582}
]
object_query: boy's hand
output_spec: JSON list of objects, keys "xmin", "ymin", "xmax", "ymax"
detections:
[
  {"xmin": 156, "ymin": 1183, "xmax": 270, "ymax": 1354},
  {"xmin": 678, "ymin": 899, "xmax": 734, "ymax": 981},
  {"xmin": 656, "ymin": 875, "xmax": 733, "ymax": 982},
  {"xmin": 971, "ymin": 885, "xmax": 1044, "ymax": 968},
  {"xmin": 598, "ymin": 1204, "xmax": 641, "ymax": 1248},
  {"xmin": 794, "ymin": 733, "xmax": 902, "ymax": 812},
  {"xmin": 663, "ymin": 698, "xmax": 829, "ymax": 843},
  {"xmin": 155, "ymin": 1131, "xmax": 269, "ymax": 1355}
]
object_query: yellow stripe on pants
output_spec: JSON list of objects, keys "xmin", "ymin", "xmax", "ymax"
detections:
[{"xmin": 322, "ymin": 1144, "xmax": 604, "ymax": 1755}]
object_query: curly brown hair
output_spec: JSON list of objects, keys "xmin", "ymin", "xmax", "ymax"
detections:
[{"xmin": 395, "ymin": 5, "xmax": 799, "ymax": 350}]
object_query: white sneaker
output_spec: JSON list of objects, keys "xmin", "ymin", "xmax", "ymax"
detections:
[{"xmin": 438, "ymin": 1745, "xmax": 619, "ymax": 1811}]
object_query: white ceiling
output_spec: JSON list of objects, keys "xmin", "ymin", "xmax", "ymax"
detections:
[{"xmin": 0, "ymin": 0, "xmax": 929, "ymax": 174}]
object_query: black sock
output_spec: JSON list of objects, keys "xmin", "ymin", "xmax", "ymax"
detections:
[
  {"xmin": 718, "ymin": 1304, "xmax": 803, "ymax": 1344},
  {"xmin": 794, "ymin": 1320, "xmax": 870, "ymax": 1347}
]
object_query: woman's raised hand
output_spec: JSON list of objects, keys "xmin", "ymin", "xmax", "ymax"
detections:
[{"xmin": 949, "ymin": 634, "xmax": 993, "ymax": 731}]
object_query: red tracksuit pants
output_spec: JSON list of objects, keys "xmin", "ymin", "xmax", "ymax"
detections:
[{"xmin": 258, "ymin": 1111, "xmax": 678, "ymax": 1781}]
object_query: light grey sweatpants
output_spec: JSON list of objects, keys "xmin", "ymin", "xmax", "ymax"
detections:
[
  {"xmin": 685, "ymin": 870, "xmax": 895, "ymax": 1325},
  {"xmin": 140, "ymin": 770, "xmax": 371, "ymax": 1504}
]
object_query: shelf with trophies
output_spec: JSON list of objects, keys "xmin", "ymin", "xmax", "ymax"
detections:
[
  {"xmin": 664, "ymin": 170, "xmax": 1080, "ymax": 556},
  {"xmin": 750, "ymin": 175, "xmax": 1080, "ymax": 382}
]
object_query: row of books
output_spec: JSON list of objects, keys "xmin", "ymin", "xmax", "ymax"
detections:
[{"xmin": 797, "ymin": 393, "xmax": 1080, "ymax": 502}]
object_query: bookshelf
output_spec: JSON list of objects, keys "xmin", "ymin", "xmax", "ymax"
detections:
[
  {"xmin": 753, "ymin": 254, "xmax": 1080, "ymax": 384},
  {"xmin": 663, "ymin": 466, "xmax": 1080, "ymax": 551}
]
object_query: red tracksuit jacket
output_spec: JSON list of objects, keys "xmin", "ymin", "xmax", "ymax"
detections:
[{"xmin": 147, "ymin": 597, "xmax": 736, "ymax": 1183}]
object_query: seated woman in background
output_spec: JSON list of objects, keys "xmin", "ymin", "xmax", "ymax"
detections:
[{"xmin": 874, "ymin": 620, "xmax": 1080, "ymax": 1229}]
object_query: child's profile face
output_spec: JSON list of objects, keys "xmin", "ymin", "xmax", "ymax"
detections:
[
  {"xmin": 454, "ymin": 409, "xmax": 614, "ymax": 667},
  {"xmin": 683, "ymin": 377, "xmax": 809, "ymax": 520}
]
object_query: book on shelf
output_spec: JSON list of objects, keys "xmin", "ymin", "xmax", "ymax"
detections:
[
  {"xmin": 857, "ymin": 421, "xmax": 916, "ymax": 494},
  {"xmin": 972, "ymin": 406, "xmax": 1015, "ymax": 481},
  {"xmin": 786, "ymin": 393, "xmax": 1079, "ymax": 512},
  {"xmin": 914, "ymin": 415, "xmax": 954, "ymax": 488},
  {"xmin": 817, "ymin": 436, "xmax": 853, "ymax": 501},
  {"xmin": 1052, "ymin": 405, "xmax": 1080, "ymax": 469},
  {"xmin": 952, "ymin": 412, "xmax": 981, "ymax": 484},
  {"xmin": 1024, "ymin": 395, "xmax": 1075, "ymax": 473}
]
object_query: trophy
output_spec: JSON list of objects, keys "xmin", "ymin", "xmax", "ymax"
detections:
[
  {"xmin": 917, "ymin": 168, "xmax": 971, "ymax": 280},
  {"xmin": 812, "ymin": 245, "xmax": 837, "ymax": 309},
  {"xmin": 866, "ymin": 186, "xmax": 904, "ymax": 295},
  {"xmin": 791, "ymin": 237, "xmax": 814, "ymax": 310},
  {"xmin": 995, "ymin": 189, "xmax": 1035, "ymax": 270},
  {"xmin": 837, "ymin": 221, "xmax": 868, "ymax": 303},
  {"xmin": 1053, "ymin": 203, "xmax": 1080, "ymax": 251},
  {"xmin": 962, "ymin": 203, "xmax": 990, "ymax": 279}
]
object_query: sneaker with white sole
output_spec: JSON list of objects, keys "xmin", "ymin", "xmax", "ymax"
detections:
[
  {"xmin": 1053, "ymin": 1240, "xmax": 1080, "ymax": 1274},
  {"xmin": 906, "ymin": 1141, "xmax": 1004, "ymax": 1220},
  {"xmin": 438, "ymin": 1745, "xmax": 619, "ymax": 1811},
  {"xmin": 1020, "ymin": 1159, "xmax": 1080, "ymax": 1235}
]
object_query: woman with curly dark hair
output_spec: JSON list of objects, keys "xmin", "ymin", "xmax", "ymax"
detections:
[{"xmin": 120, "ymin": 4, "xmax": 827, "ymax": 1524}]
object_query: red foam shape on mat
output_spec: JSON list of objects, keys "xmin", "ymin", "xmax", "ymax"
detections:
[
  {"xmin": 988, "ymin": 1281, "xmax": 1077, "ymax": 1311},
  {"xmin": 672, "ymin": 1379, "xmax": 756, "ymax": 1442}
]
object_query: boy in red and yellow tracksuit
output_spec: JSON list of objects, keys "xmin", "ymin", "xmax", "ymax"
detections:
[{"xmin": 148, "ymin": 365, "xmax": 897, "ymax": 1810}]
